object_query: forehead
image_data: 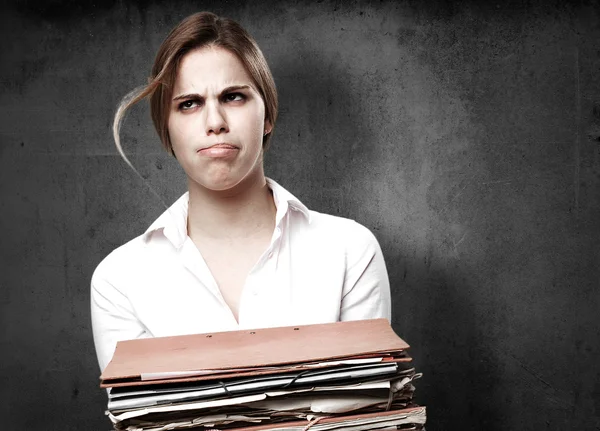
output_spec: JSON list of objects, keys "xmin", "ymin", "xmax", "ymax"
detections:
[{"xmin": 174, "ymin": 46, "xmax": 254, "ymax": 94}]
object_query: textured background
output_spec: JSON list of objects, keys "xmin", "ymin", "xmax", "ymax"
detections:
[{"xmin": 1, "ymin": 0, "xmax": 599, "ymax": 429}]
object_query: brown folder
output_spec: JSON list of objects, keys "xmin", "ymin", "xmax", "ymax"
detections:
[{"xmin": 101, "ymin": 319, "xmax": 410, "ymax": 388}]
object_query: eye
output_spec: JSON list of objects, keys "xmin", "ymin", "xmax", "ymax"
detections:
[
  {"xmin": 178, "ymin": 99, "xmax": 201, "ymax": 111},
  {"xmin": 223, "ymin": 92, "xmax": 245, "ymax": 103}
]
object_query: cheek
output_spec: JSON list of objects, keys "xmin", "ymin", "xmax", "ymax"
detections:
[
  {"xmin": 250, "ymin": 117, "xmax": 265, "ymax": 136},
  {"xmin": 167, "ymin": 116, "xmax": 187, "ymax": 148},
  {"xmin": 240, "ymin": 108, "xmax": 266, "ymax": 137}
]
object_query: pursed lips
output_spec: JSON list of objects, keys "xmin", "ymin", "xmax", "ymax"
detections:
[
  {"xmin": 198, "ymin": 143, "xmax": 239, "ymax": 151},
  {"xmin": 197, "ymin": 143, "xmax": 240, "ymax": 158}
]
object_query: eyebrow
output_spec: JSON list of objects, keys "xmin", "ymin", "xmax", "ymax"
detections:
[{"xmin": 172, "ymin": 85, "xmax": 252, "ymax": 102}]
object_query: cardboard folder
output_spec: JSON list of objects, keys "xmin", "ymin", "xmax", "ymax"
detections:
[{"xmin": 101, "ymin": 319, "xmax": 410, "ymax": 388}]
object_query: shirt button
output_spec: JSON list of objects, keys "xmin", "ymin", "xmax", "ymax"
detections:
[{"xmin": 268, "ymin": 251, "xmax": 274, "ymax": 259}]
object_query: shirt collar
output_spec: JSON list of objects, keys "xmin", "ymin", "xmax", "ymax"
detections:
[
  {"xmin": 143, "ymin": 192, "xmax": 190, "ymax": 248},
  {"xmin": 143, "ymin": 178, "xmax": 311, "ymax": 248},
  {"xmin": 266, "ymin": 177, "xmax": 311, "ymax": 225}
]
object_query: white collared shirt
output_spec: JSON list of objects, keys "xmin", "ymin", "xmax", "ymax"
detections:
[{"xmin": 91, "ymin": 178, "xmax": 391, "ymax": 372}]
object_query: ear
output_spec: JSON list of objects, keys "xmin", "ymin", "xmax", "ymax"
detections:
[{"xmin": 264, "ymin": 119, "xmax": 272, "ymax": 136}]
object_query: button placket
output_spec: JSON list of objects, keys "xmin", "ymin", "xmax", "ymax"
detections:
[{"xmin": 267, "ymin": 227, "xmax": 282, "ymax": 262}]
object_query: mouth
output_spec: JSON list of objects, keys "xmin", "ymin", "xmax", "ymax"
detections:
[
  {"xmin": 199, "ymin": 143, "xmax": 239, "ymax": 151},
  {"xmin": 198, "ymin": 143, "xmax": 240, "ymax": 158},
  {"xmin": 202, "ymin": 142, "xmax": 239, "ymax": 150}
]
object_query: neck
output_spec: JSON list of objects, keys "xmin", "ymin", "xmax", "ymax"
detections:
[{"xmin": 187, "ymin": 171, "xmax": 276, "ymax": 241}]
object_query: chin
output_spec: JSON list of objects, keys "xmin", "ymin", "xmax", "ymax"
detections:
[
  {"xmin": 189, "ymin": 163, "xmax": 263, "ymax": 194},
  {"xmin": 194, "ymin": 172, "xmax": 246, "ymax": 193},
  {"xmin": 203, "ymin": 178, "xmax": 240, "ymax": 192}
]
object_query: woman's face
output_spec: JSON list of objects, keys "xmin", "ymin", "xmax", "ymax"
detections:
[{"xmin": 168, "ymin": 46, "xmax": 271, "ymax": 192}]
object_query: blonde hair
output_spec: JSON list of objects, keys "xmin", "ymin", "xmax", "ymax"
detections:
[{"xmin": 113, "ymin": 12, "xmax": 278, "ymax": 175}]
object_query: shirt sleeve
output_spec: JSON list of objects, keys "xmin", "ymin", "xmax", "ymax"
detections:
[
  {"xmin": 90, "ymin": 262, "xmax": 150, "ymax": 372},
  {"xmin": 340, "ymin": 222, "xmax": 392, "ymax": 322}
]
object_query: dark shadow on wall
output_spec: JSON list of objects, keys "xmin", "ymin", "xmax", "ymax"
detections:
[
  {"xmin": 255, "ymin": 0, "xmax": 416, "ymax": 221},
  {"xmin": 264, "ymin": 43, "xmax": 376, "ymax": 215},
  {"xmin": 400, "ymin": 260, "xmax": 505, "ymax": 430}
]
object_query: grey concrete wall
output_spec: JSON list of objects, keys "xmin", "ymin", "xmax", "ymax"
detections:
[{"xmin": 1, "ymin": 0, "xmax": 599, "ymax": 429}]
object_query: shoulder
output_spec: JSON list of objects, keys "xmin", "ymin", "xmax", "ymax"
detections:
[
  {"xmin": 304, "ymin": 210, "xmax": 381, "ymax": 253},
  {"xmin": 308, "ymin": 210, "xmax": 377, "ymax": 239},
  {"xmin": 91, "ymin": 233, "xmax": 150, "ymax": 289},
  {"xmin": 92, "ymin": 193, "xmax": 188, "ymax": 288}
]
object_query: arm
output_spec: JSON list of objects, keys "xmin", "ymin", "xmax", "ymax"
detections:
[
  {"xmin": 340, "ymin": 222, "xmax": 392, "ymax": 322},
  {"xmin": 90, "ymin": 264, "xmax": 150, "ymax": 372}
]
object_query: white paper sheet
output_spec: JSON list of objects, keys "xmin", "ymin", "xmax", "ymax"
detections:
[
  {"xmin": 110, "ymin": 393, "xmax": 267, "ymax": 422},
  {"xmin": 139, "ymin": 358, "xmax": 385, "ymax": 381}
]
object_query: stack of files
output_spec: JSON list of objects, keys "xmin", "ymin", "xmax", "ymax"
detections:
[{"xmin": 100, "ymin": 319, "xmax": 426, "ymax": 431}]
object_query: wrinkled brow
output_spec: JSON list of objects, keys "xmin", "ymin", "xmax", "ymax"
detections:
[{"xmin": 172, "ymin": 85, "xmax": 252, "ymax": 101}]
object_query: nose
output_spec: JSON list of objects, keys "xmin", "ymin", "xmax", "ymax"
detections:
[{"xmin": 204, "ymin": 100, "xmax": 228, "ymax": 135}]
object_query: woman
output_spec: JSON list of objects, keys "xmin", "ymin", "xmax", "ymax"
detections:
[{"xmin": 91, "ymin": 12, "xmax": 391, "ymax": 372}]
